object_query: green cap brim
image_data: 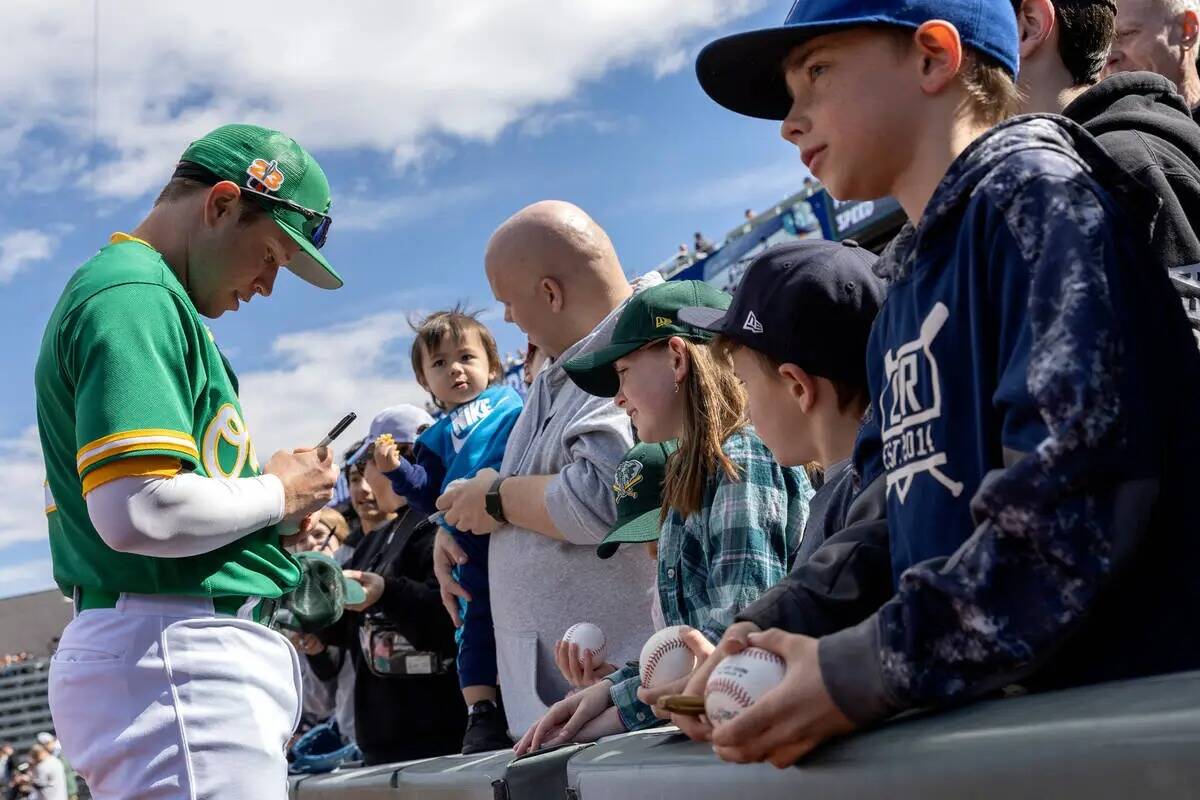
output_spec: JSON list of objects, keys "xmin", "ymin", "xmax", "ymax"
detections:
[
  {"xmin": 563, "ymin": 340, "xmax": 644, "ymax": 397},
  {"xmin": 278, "ymin": 216, "xmax": 343, "ymax": 290},
  {"xmin": 596, "ymin": 507, "xmax": 663, "ymax": 559}
]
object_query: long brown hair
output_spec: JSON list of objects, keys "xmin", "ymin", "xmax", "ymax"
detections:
[{"xmin": 661, "ymin": 338, "xmax": 747, "ymax": 519}]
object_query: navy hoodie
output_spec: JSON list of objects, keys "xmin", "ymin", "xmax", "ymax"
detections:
[{"xmin": 820, "ymin": 115, "xmax": 1200, "ymax": 725}]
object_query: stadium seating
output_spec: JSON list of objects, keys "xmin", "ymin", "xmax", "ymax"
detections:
[{"xmin": 0, "ymin": 659, "xmax": 54, "ymax": 750}]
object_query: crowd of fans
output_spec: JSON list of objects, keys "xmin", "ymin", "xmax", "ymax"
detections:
[
  {"xmin": 0, "ymin": 655, "xmax": 34, "ymax": 674},
  {"xmin": 0, "ymin": 735, "xmax": 78, "ymax": 800},
  {"xmin": 266, "ymin": 0, "xmax": 1200, "ymax": 773}
]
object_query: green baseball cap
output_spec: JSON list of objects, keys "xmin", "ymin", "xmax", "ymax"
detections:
[
  {"xmin": 178, "ymin": 123, "xmax": 342, "ymax": 290},
  {"xmin": 597, "ymin": 440, "xmax": 676, "ymax": 559},
  {"xmin": 564, "ymin": 280, "xmax": 732, "ymax": 397},
  {"xmin": 278, "ymin": 551, "xmax": 367, "ymax": 633}
]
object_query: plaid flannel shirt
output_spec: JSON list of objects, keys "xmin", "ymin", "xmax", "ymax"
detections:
[{"xmin": 608, "ymin": 428, "xmax": 812, "ymax": 730}]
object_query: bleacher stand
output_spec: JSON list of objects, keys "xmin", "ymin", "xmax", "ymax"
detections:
[{"xmin": 0, "ymin": 659, "xmax": 54, "ymax": 751}]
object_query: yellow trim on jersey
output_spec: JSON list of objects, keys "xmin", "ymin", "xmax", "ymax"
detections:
[
  {"xmin": 76, "ymin": 429, "xmax": 198, "ymax": 474},
  {"xmin": 44, "ymin": 480, "xmax": 57, "ymax": 515},
  {"xmin": 81, "ymin": 456, "xmax": 183, "ymax": 496},
  {"xmin": 109, "ymin": 232, "xmax": 155, "ymax": 249}
]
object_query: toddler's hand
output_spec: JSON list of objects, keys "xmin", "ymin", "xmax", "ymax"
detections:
[{"xmin": 374, "ymin": 434, "xmax": 403, "ymax": 473}]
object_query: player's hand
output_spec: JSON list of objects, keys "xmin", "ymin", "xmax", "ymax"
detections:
[
  {"xmin": 343, "ymin": 569, "xmax": 385, "ymax": 612},
  {"xmin": 710, "ymin": 629, "xmax": 857, "ymax": 768},
  {"xmin": 432, "ymin": 529, "xmax": 471, "ymax": 626},
  {"xmin": 637, "ymin": 626, "xmax": 716, "ymax": 719},
  {"xmin": 671, "ymin": 621, "xmax": 761, "ymax": 741},
  {"xmin": 514, "ymin": 679, "xmax": 615, "ymax": 755},
  {"xmin": 265, "ymin": 447, "xmax": 338, "ymax": 522},
  {"xmin": 373, "ymin": 435, "xmax": 403, "ymax": 474},
  {"xmin": 555, "ymin": 640, "xmax": 617, "ymax": 689},
  {"xmin": 436, "ymin": 468, "xmax": 500, "ymax": 535}
]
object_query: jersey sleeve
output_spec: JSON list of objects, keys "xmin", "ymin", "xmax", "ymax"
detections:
[{"xmin": 63, "ymin": 283, "xmax": 203, "ymax": 492}]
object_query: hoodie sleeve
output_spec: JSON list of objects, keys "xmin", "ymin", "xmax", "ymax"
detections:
[
  {"xmin": 544, "ymin": 392, "xmax": 634, "ymax": 545},
  {"xmin": 735, "ymin": 471, "xmax": 892, "ymax": 637},
  {"xmin": 820, "ymin": 172, "xmax": 1158, "ymax": 724}
]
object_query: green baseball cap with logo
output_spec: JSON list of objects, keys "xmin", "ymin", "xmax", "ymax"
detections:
[
  {"xmin": 564, "ymin": 280, "xmax": 732, "ymax": 397},
  {"xmin": 597, "ymin": 440, "xmax": 676, "ymax": 559},
  {"xmin": 278, "ymin": 551, "xmax": 367, "ymax": 633},
  {"xmin": 177, "ymin": 123, "xmax": 342, "ymax": 290}
]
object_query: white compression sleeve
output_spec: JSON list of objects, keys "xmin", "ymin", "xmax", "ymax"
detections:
[{"xmin": 86, "ymin": 472, "xmax": 286, "ymax": 558}]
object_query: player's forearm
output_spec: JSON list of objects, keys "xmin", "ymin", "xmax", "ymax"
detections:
[
  {"xmin": 86, "ymin": 472, "xmax": 285, "ymax": 558},
  {"xmin": 498, "ymin": 474, "xmax": 565, "ymax": 540}
]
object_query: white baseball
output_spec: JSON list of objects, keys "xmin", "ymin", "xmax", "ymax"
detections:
[
  {"xmin": 562, "ymin": 622, "xmax": 607, "ymax": 666},
  {"xmin": 639, "ymin": 625, "xmax": 698, "ymax": 689},
  {"xmin": 704, "ymin": 647, "xmax": 786, "ymax": 726}
]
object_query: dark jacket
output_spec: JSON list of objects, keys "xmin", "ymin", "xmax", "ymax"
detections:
[
  {"xmin": 823, "ymin": 116, "xmax": 1200, "ymax": 726},
  {"xmin": 310, "ymin": 511, "xmax": 466, "ymax": 765},
  {"xmin": 1063, "ymin": 71, "xmax": 1200, "ymax": 274},
  {"xmin": 736, "ymin": 457, "xmax": 890, "ymax": 636}
]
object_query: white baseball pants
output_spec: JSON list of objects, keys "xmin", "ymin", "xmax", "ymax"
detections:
[{"xmin": 48, "ymin": 594, "xmax": 302, "ymax": 800}]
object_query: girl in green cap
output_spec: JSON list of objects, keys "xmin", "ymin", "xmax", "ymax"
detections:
[{"xmin": 516, "ymin": 281, "xmax": 813, "ymax": 752}]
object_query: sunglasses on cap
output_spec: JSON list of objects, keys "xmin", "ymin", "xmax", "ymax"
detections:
[{"xmin": 172, "ymin": 161, "xmax": 332, "ymax": 250}]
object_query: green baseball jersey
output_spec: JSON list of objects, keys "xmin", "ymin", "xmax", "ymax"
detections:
[{"xmin": 34, "ymin": 234, "xmax": 300, "ymax": 599}]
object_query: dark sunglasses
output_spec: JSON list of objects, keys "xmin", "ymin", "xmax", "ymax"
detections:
[{"xmin": 241, "ymin": 182, "xmax": 332, "ymax": 250}]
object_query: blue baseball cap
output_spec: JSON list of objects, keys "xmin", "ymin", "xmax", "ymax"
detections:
[{"xmin": 696, "ymin": 0, "xmax": 1020, "ymax": 121}]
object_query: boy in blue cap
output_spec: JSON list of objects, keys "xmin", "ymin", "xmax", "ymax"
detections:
[{"xmin": 685, "ymin": 0, "xmax": 1200, "ymax": 767}]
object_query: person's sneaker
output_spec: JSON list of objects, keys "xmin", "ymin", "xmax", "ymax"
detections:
[{"xmin": 461, "ymin": 700, "xmax": 513, "ymax": 754}]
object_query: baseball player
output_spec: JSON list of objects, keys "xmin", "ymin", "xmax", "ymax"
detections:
[{"xmin": 34, "ymin": 124, "xmax": 342, "ymax": 799}]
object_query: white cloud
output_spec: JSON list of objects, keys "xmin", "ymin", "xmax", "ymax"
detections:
[
  {"xmin": 0, "ymin": 428, "xmax": 51, "ymax": 552},
  {"xmin": 0, "ymin": 229, "xmax": 56, "ymax": 283},
  {"xmin": 0, "ymin": 558, "xmax": 56, "ymax": 599},
  {"xmin": 0, "ymin": 0, "xmax": 765, "ymax": 201},
  {"xmin": 236, "ymin": 312, "xmax": 430, "ymax": 459},
  {"xmin": 338, "ymin": 185, "xmax": 492, "ymax": 232}
]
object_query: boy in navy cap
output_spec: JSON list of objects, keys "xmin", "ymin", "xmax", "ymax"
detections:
[
  {"xmin": 678, "ymin": 240, "xmax": 886, "ymax": 566},
  {"xmin": 683, "ymin": 0, "xmax": 1200, "ymax": 767}
]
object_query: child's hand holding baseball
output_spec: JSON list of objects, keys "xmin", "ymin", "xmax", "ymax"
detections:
[{"xmin": 374, "ymin": 433, "xmax": 403, "ymax": 473}]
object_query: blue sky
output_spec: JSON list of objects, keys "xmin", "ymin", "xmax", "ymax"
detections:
[{"xmin": 0, "ymin": 1, "xmax": 812, "ymax": 598}]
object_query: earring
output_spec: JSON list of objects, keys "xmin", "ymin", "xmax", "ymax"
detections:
[{"xmin": 674, "ymin": 382, "xmax": 680, "ymax": 394}]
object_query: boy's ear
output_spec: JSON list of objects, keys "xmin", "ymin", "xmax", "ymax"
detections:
[
  {"xmin": 913, "ymin": 20, "xmax": 965, "ymax": 96},
  {"xmin": 777, "ymin": 363, "xmax": 817, "ymax": 413},
  {"xmin": 1015, "ymin": 0, "xmax": 1056, "ymax": 60}
]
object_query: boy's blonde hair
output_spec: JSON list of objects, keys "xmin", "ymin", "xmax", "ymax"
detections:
[{"xmin": 661, "ymin": 338, "xmax": 747, "ymax": 520}]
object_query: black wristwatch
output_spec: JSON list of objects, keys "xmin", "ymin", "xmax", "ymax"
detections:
[{"xmin": 485, "ymin": 477, "xmax": 508, "ymax": 524}]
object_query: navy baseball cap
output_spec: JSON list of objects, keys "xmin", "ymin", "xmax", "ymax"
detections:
[
  {"xmin": 696, "ymin": 0, "xmax": 1020, "ymax": 120},
  {"xmin": 678, "ymin": 240, "xmax": 884, "ymax": 389}
]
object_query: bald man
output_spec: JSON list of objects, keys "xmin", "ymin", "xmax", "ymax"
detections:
[
  {"xmin": 436, "ymin": 201, "xmax": 658, "ymax": 737},
  {"xmin": 1107, "ymin": 0, "xmax": 1200, "ymax": 111}
]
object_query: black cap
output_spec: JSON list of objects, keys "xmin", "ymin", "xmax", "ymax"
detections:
[{"xmin": 678, "ymin": 240, "xmax": 884, "ymax": 389}]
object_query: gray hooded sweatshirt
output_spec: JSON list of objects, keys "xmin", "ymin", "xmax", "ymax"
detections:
[{"xmin": 490, "ymin": 273, "xmax": 662, "ymax": 735}]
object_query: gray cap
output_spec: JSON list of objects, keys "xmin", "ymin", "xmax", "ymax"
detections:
[{"xmin": 346, "ymin": 404, "xmax": 435, "ymax": 466}]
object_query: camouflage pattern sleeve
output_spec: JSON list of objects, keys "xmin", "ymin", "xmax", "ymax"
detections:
[{"xmin": 819, "ymin": 173, "xmax": 1152, "ymax": 724}]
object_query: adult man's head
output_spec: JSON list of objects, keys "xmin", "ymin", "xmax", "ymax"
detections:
[
  {"xmin": 143, "ymin": 124, "xmax": 340, "ymax": 319},
  {"xmin": 1107, "ymin": 0, "xmax": 1200, "ymax": 103},
  {"xmin": 485, "ymin": 201, "xmax": 631, "ymax": 358},
  {"xmin": 1014, "ymin": 0, "xmax": 1119, "ymax": 111}
]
